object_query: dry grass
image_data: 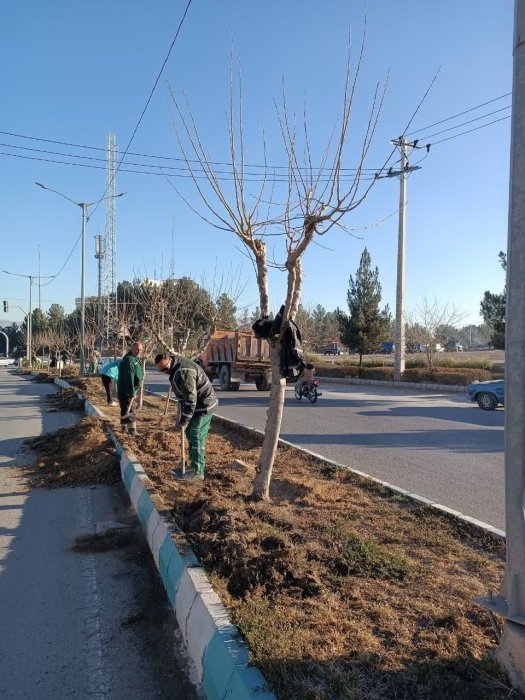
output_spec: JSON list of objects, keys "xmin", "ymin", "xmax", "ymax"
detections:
[{"xmin": 48, "ymin": 377, "xmax": 517, "ymax": 699}]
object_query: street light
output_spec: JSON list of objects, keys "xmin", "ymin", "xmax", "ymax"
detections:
[
  {"xmin": 2, "ymin": 270, "xmax": 53, "ymax": 363},
  {"xmin": 35, "ymin": 182, "xmax": 126, "ymax": 374}
]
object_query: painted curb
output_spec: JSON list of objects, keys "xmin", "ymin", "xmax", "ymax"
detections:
[
  {"xmin": 318, "ymin": 375, "xmax": 467, "ymax": 393},
  {"xmin": 51, "ymin": 377, "xmax": 275, "ymax": 700}
]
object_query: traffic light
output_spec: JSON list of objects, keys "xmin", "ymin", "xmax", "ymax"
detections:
[{"xmin": 2, "ymin": 300, "xmax": 7, "ymax": 313}]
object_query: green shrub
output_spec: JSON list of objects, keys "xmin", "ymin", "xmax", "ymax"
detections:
[
  {"xmin": 402, "ymin": 368, "xmax": 494, "ymax": 385},
  {"xmin": 359, "ymin": 366, "xmax": 394, "ymax": 381}
]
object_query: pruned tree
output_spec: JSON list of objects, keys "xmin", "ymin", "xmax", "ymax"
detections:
[
  {"xmin": 407, "ymin": 297, "xmax": 466, "ymax": 369},
  {"xmin": 337, "ymin": 248, "xmax": 392, "ymax": 365},
  {"xmin": 170, "ymin": 35, "xmax": 425, "ymax": 500}
]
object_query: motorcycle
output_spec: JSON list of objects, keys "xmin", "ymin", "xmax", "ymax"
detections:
[{"xmin": 294, "ymin": 379, "xmax": 322, "ymax": 404}]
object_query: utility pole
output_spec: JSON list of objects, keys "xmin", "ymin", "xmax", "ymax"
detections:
[
  {"xmin": 94, "ymin": 235, "xmax": 104, "ymax": 351},
  {"xmin": 38, "ymin": 244, "xmax": 41, "ymax": 310},
  {"xmin": 2, "ymin": 271, "xmax": 53, "ymax": 363},
  {"xmin": 36, "ymin": 182, "xmax": 126, "ymax": 374},
  {"xmin": 479, "ymin": 1, "xmax": 525, "ymax": 692},
  {"xmin": 385, "ymin": 141, "xmax": 423, "ymax": 381}
]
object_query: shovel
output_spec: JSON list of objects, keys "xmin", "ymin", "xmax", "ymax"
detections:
[
  {"xmin": 121, "ymin": 395, "xmax": 136, "ymax": 420},
  {"xmin": 163, "ymin": 386, "xmax": 172, "ymax": 416},
  {"xmin": 170, "ymin": 426, "xmax": 193, "ymax": 480}
]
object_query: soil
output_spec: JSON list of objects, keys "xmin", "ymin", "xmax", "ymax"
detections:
[
  {"xmin": 26, "ymin": 415, "xmax": 119, "ymax": 488},
  {"xmin": 29, "ymin": 375, "xmax": 516, "ymax": 699}
]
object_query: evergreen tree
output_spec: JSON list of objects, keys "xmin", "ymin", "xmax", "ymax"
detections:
[
  {"xmin": 338, "ymin": 248, "xmax": 391, "ymax": 365},
  {"xmin": 480, "ymin": 251, "xmax": 506, "ymax": 349},
  {"xmin": 47, "ymin": 303, "xmax": 66, "ymax": 331},
  {"xmin": 215, "ymin": 293, "xmax": 237, "ymax": 330}
]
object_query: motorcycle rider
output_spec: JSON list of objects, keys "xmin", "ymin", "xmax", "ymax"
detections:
[{"xmin": 298, "ymin": 362, "xmax": 316, "ymax": 394}]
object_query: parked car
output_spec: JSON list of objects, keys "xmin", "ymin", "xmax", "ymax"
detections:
[
  {"xmin": 0, "ymin": 357, "xmax": 16, "ymax": 367},
  {"xmin": 406, "ymin": 343, "xmax": 426, "ymax": 353},
  {"xmin": 467, "ymin": 379, "xmax": 505, "ymax": 411},
  {"xmin": 380, "ymin": 341, "xmax": 395, "ymax": 354},
  {"xmin": 444, "ymin": 341, "xmax": 464, "ymax": 352},
  {"xmin": 321, "ymin": 344, "xmax": 342, "ymax": 356}
]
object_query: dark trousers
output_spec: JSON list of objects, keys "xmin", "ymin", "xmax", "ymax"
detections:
[
  {"xmin": 101, "ymin": 375, "xmax": 114, "ymax": 403},
  {"xmin": 118, "ymin": 393, "xmax": 132, "ymax": 425}
]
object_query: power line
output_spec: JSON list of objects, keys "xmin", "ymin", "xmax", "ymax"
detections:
[
  {"xmin": 40, "ymin": 229, "xmax": 83, "ymax": 287},
  {"xmin": 90, "ymin": 0, "xmax": 194, "ymax": 219},
  {"xmin": 0, "ymin": 149, "xmax": 379, "ymax": 182},
  {"xmin": 0, "ymin": 139, "xmax": 379, "ymax": 177},
  {"xmin": 0, "ymin": 128, "xmax": 380, "ymax": 173},
  {"xmin": 429, "ymin": 115, "xmax": 511, "ymax": 146},
  {"xmin": 406, "ymin": 92, "xmax": 511, "ymax": 136},
  {"xmin": 415, "ymin": 105, "xmax": 510, "ymax": 142}
]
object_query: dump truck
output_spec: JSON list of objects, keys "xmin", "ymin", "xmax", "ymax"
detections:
[{"xmin": 198, "ymin": 330, "xmax": 271, "ymax": 391}]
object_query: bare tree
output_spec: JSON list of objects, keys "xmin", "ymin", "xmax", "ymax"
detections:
[
  {"xmin": 406, "ymin": 297, "xmax": 466, "ymax": 370},
  {"xmin": 169, "ymin": 37, "xmax": 426, "ymax": 500}
]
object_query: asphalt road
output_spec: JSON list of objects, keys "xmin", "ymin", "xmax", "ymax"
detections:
[{"xmin": 146, "ymin": 372, "xmax": 505, "ymax": 530}]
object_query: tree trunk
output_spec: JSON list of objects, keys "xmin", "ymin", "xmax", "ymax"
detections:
[
  {"xmin": 252, "ymin": 259, "xmax": 303, "ymax": 501},
  {"xmin": 180, "ymin": 327, "xmax": 191, "ymax": 353},
  {"xmin": 252, "ymin": 341, "xmax": 286, "ymax": 500}
]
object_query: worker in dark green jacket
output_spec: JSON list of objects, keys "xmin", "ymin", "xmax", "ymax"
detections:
[
  {"xmin": 117, "ymin": 342, "xmax": 144, "ymax": 435},
  {"xmin": 155, "ymin": 352, "xmax": 218, "ymax": 480}
]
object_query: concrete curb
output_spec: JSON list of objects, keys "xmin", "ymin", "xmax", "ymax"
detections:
[
  {"xmin": 52, "ymin": 377, "xmax": 276, "ymax": 700},
  {"xmin": 318, "ymin": 375, "xmax": 468, "ymax": 393}
]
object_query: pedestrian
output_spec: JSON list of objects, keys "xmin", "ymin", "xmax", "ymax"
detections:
[
  {"xmin": 154, "ymin": 353, "xmax": 218, "ymax": 481},
  {"xmin": 100, "ymin": 358, "xmax": 121, "ymax": 406},
  {"xmin": 117, "ymin": 342, "xmax": 144, "ymax": 435}
]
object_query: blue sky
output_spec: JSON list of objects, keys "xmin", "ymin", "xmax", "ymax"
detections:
[{"xmin": 0, "ymin": 1, "xmax": 512, "ymax": 327}]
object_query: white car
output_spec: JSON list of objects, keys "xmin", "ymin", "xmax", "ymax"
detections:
[{"xmin": 0, "ymin": 358, "xmax": 16, "ymax": 367}]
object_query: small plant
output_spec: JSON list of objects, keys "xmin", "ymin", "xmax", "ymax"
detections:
[{"xmin": 339, "ymin": 533, "xmax": 417, "ymax": 581}]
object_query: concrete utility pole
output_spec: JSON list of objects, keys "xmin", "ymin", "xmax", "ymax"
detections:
[
  {"xmin": 2, "ymin": 271, "xmax": 53, "ymax": 363},
  {"xmin": 386, "ymin": 142, "xmax": 421, "ymax": 381},
  {"xmin": 480, "ymin": 1, "xmax": 525, "ymax": 691},
  {"xmin": 36, "ymin": 182, "xmax": 126, "ymax": 374}
]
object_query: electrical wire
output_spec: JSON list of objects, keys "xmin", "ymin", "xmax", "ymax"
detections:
[
  {"xmin": 429, "ymin": 115, "xmax": 511, "ymax": 146},
  {"xmin": 0, "ymin": 139, "xmax": 379, "ymax": 177},
  {"xmin": 405, "ymin": 92, "xmax": 511, "ymax": 137},
  {"xmin": 414, "ymin": 105, "xmax": 510, "ymax": 142},
  {"xmin": 40, "ymin": 229, "xmax": 83, "ymax": 287},
  {"xmin": 89, "ymin": 0, "xmax": 194, "ymax": 219},
  {"xmin": 0, "ymin": 128, "xmax": 380, "ymax": 173},
  {"xmin": 0, "ymin": 149, "xmax": 379, "ymax": 182}
]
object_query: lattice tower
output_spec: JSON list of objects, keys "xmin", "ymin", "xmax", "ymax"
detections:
[{"xmin": 102, "ymin": 133, "xmax": 117, "ymax": 343}]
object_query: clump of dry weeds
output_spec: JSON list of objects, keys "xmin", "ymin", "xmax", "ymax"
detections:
[{"xmin": 26, "ymin": 415, "xmax": 118, "ymax": 487}]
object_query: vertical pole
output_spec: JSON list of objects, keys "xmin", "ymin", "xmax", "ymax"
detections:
[
  {"xmin": 38, "ymin": 244, "xmax": 41, "ymax": 311},
  {"xmin": 80, "ymin": 204, "xmax": 87, "ymax": 374},
  {"xmin": 28, "ymin": 277, "xmax": 33, "ymax": 364},
  {"xmin": 495, "ymin": 1, "xmax": 525, "ymax": 691},
  {"xmin": 394, "ymin": 140, "xmax": 407, "ymax": 381}
]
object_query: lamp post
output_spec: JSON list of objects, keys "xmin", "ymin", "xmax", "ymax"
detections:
[
  {"xmin": 35, "ymin": 183, "xmax": 126, "ymax": 374},
  {"xmin": 2, "ymin": 271, "xmax": 53, "ymax": 363}
]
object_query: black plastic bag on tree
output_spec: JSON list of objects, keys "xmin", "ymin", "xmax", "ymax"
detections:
[{"xmin": 252, "ymin": 316, "xmax": 274, "ymax": 339}]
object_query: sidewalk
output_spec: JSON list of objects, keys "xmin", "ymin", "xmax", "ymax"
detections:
[{"xmin": 0, "ymin": 369, "xmax": 198, "ymax": 700}]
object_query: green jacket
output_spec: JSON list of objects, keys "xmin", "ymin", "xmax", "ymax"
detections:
[
  {"xmin": 117, "ymin": 351, "xmax": 143, "ymax": 397},
  {"xmin": 168, "ymin": 355, "xmax": 218, "ymax": 427}
]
